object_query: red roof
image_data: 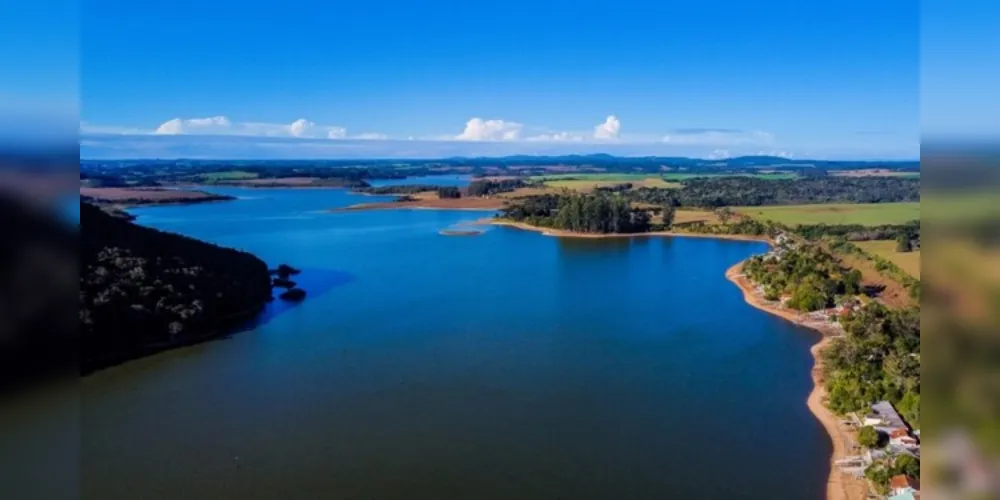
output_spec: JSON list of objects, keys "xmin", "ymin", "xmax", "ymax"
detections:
[
  {"xmin": 890, "ymin": 428, "xmax": 910, "ymax": 438},
  {"xmin": 890, "ymin": 474, "xmax": 920, "ymax": 491}
]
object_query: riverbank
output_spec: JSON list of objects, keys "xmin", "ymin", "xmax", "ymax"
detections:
[
  {"xmin": 486, "ymin": 219, "xmax": 772, "ymax": 242},
  {"xmin": 725, "ymin": 263, "xmax": 867, "ymax": 500}
]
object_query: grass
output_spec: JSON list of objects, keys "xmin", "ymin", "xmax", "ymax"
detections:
[
  {"xmin": 199, "ymin": 170, "xmax": 259, "ymax": 181},
  {"xmin": 735, "ymin": 202, "xmax": 920, "ymax": 226},
  {"xmin": 855, "ymin": 240, "xmax": 921, "ymax": 278}
]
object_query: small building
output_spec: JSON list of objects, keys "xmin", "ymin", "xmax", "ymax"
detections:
[
  {"xmin": 888, "ymin": 474, "xmax": 920, "ymax": 499},
  {"xmin": 889, "ymin": 428, "xmax": 919, "ymax": 448}
]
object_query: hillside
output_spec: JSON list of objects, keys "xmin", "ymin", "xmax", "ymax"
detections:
[{"xmin": 80, "ymin": 203, "xmax": 273, "ymax": 372}]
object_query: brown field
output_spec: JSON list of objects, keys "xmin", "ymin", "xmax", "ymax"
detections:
[
  {"xmin": 80, "ymin": 187, "xmax": 231, "ymax": 204},
  {"xmin": 826, "ymin": 243, "xmax": 914, "ymax": 308},
  {"xmin": 855, "ymin": 240, "xmax": 921, "ymax": 278}
]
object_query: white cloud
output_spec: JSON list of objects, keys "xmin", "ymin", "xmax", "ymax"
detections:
[
  {"xmin": 593, "ymin": 115, "xmax": 621, "ymax": 140},
  {"xmin": 455, "ymin": 118, "xmax": 523, "ymax": 141},
  {"xmin": 662, "ymin": 129, "xmax": 774, "ymax": 146},
  {"xmin": 706, "ymin": 149, "xmax": 731, "ymax": 160},
  {"xmin": 152, "ymin": 116, "xmax": 350, "ymax": 139}
]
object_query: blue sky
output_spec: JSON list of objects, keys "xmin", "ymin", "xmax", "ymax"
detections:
[{"xmin": 73, "ymin": 0, "xmax": 919, "ymax": 159}]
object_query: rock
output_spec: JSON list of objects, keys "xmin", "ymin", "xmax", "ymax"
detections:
[
  {"xmin": 275, "ymin": 264, "xmax": 301, "ymax": 277},
  {"xmin": 272, "ymin": 277, "xmax": 296, "ymax": 288},
  {"xmin": 279, "ymin": 288, "xmax": 306, "ymax": 301}
]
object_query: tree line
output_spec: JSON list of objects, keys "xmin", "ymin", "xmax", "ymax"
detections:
[
  {"xmin": 628, "ymin": 176, "xmax": 920, "ymax": 207},
  {"xmin": 498, "ymin": 192, "xmax": 650, "ymax": 234}
]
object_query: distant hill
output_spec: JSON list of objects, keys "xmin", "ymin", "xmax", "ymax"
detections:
[{"xmin": 80, "ymin": 203, "xmax": 273, "ymax": 372}]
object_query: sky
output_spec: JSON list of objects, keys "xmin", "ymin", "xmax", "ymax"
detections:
[{"xmin": 71, "ymin": 0, "xmax": 921, "ymax": 159}]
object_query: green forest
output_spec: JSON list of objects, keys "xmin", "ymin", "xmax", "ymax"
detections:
[
  {"xmin": 628, "ymin": 176, "xmax": 919, "ymax": 207},
  {"xmin": 498, "ymin": 192, "xmax": 651, "ymax": 234},
  {"xmin": 80, "ymin": 203, "xmax": 274, "ymax": 372}
]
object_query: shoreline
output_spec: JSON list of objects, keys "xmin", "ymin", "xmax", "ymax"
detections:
[
  {"xmin": 485, "ymin": 219, "xmax": 772, "ymax": 242},
  {"xmin": 725, "ymin": 263, "xmax": 867, "ymax": 500}
]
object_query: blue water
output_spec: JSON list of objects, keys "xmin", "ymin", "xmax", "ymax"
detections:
[
  {"xmin": 368, "ymin": 174, "xmax": 471, "ymax": 187},
  {"xmin": 81, "ymin": 187, "xmax": 829, "ymax": 499}
]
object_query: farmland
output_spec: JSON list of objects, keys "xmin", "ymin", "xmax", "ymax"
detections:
[
  {"xmin": 735, "ymin": 202, "xmax": 919, "ymax": 226},
  {"xmin": 856, "ymin": 240, "xmax": 922, "ymax": 278}
]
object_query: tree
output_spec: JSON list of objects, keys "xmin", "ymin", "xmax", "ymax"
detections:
[
  {"xmin": 661, "ymin": 204, "xmax": 676, "ymax": 229},
  {"xmin": 716, "ymin": 206, "xmax": 734, "ymax": 224},
  {"xmin": 895, "ymin": 233, "xmax": 913, "ymax": 252},
  {"xmin": 437, "ymin": 186, "xmax": 461, "ymax": 199},
  {"xmin": 858, "ymin": 425, "xmax": 881, "ymax": 448},
  {"xmin": 843, "ymin": 269, "xmax": 863, "ymax": 296},
  {"xmin": 893, "ymin": 454, "xmax": 920, "ymax": 479}
]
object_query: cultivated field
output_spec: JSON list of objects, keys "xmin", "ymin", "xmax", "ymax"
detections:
[
  {"xmin": 736, "ymin": 202, "xmax": 920, "ymax": 226},
  {"xmin": 856, "ymin": 240, "xmax": 921, "ymax": 278}
]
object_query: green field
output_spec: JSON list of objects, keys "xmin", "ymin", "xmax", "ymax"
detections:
[
  {"xmin": 855, "ymin": 240, "xmax": 921, "ymax": 278},
  {"xmin": 736, "ymin": 202, "xmax": 920, "ymax": 226},
  {"xmin": 199, "ymin": 170, "xmax": 260, "ymax": 181}
]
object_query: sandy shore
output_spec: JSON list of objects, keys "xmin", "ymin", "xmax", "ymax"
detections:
[
  {"xmin": 726, "ymin": 263, "xmax": 867, "ymax": 500},
  {"xmin": 485, "ymin": 219, "xmax": 772, "ymax": 242}
]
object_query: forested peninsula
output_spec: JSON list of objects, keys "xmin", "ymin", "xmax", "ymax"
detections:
[{"xmin": 80, "ymin": 203, "xmax": 274, "ymax": 373}]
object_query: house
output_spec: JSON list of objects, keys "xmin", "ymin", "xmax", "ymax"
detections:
[
  {"xmin": 888, "ymin": 474, "xmax": 920, "ymax": 499},
  {"xmin": 866, "ymin": 401, "xmax": 909, "ymax": 431},
  {"xmin": 890, "ymin": 428, "xmax": 919, "ymax": 448}
]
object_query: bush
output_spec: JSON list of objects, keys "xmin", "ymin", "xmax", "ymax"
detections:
[{"xmin": 858, "ymin": 425, "xmax": 881, "ymax": 449}]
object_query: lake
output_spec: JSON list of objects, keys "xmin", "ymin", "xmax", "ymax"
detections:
[{"xmin": 81, "ymin": 186, "xmax": 829, "ymax": 499}]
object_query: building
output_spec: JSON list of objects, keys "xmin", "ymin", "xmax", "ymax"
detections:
[
  {"xmin": 865, "ymin": 401, "xmax": 909, "ymax": 431},
  {"xmin": 888, "ymin": 474, "xmax": 920, "ymax": 499},
  {"xmin": 890, "ymin": 428, "xmax": 919, "ymax": 448}
]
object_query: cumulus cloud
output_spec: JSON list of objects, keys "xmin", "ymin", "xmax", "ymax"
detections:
[
  {"xmin": 152, "ymin": 116, "xmax": 351, "ymax": 139},
  {"xmin": 593, "ymin": 115, "xmax": 621, "ymax": 140},
  {"xmin": 706, "ymin": 149, "xmax": 732, "ymax": 160},
  {"xmin": 456, "ymin": 118, "xmax": 523, "ymax": 141},
  {"xmin": 662, "ymin": 129, "xmax": 774, "ymax": 146}
]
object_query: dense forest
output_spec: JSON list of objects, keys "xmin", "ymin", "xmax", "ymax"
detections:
[
  {"xmin": 80, "ymin": 203, "xmax": 274, "ymax": 372},
  {"xmin": 498, "ymin": 192, "xmax": 651, "ymax": 234},
  {"xmin": 629, "ymin": 177, "xmax": 920, "ymax": 207},
  {"xmin": 823, "ymin": 304, "xmax": 921, "ymax": 427},
  {"xmin": 743, "ymin": 243, "xmax": 863, "ymax": 311},
  {"xmin": 467, "ymin": 178, "xmax": 526, "ymax": 196}
]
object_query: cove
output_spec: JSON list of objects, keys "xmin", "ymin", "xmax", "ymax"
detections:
[{"xmin": 81, "ymin": 187, "xmax": 830, "ymax": 499}]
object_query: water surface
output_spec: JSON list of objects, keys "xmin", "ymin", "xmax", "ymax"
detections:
[{"xmin": 82, "ymin": 187, "xmax": 829, "ymax": 499}]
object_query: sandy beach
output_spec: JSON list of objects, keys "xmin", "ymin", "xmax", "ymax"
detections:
[{"xmin": 726, "ymin": 263, "xmax": 868, "ymax": 500}]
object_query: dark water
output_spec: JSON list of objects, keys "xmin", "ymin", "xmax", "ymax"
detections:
[
  {"xmin": 368, "ymin": 174, "xmax": 471, "ymax": 187},
  {"xmin": 81, "ymin": 187, "xmax": 829, "ymax": 499}
]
